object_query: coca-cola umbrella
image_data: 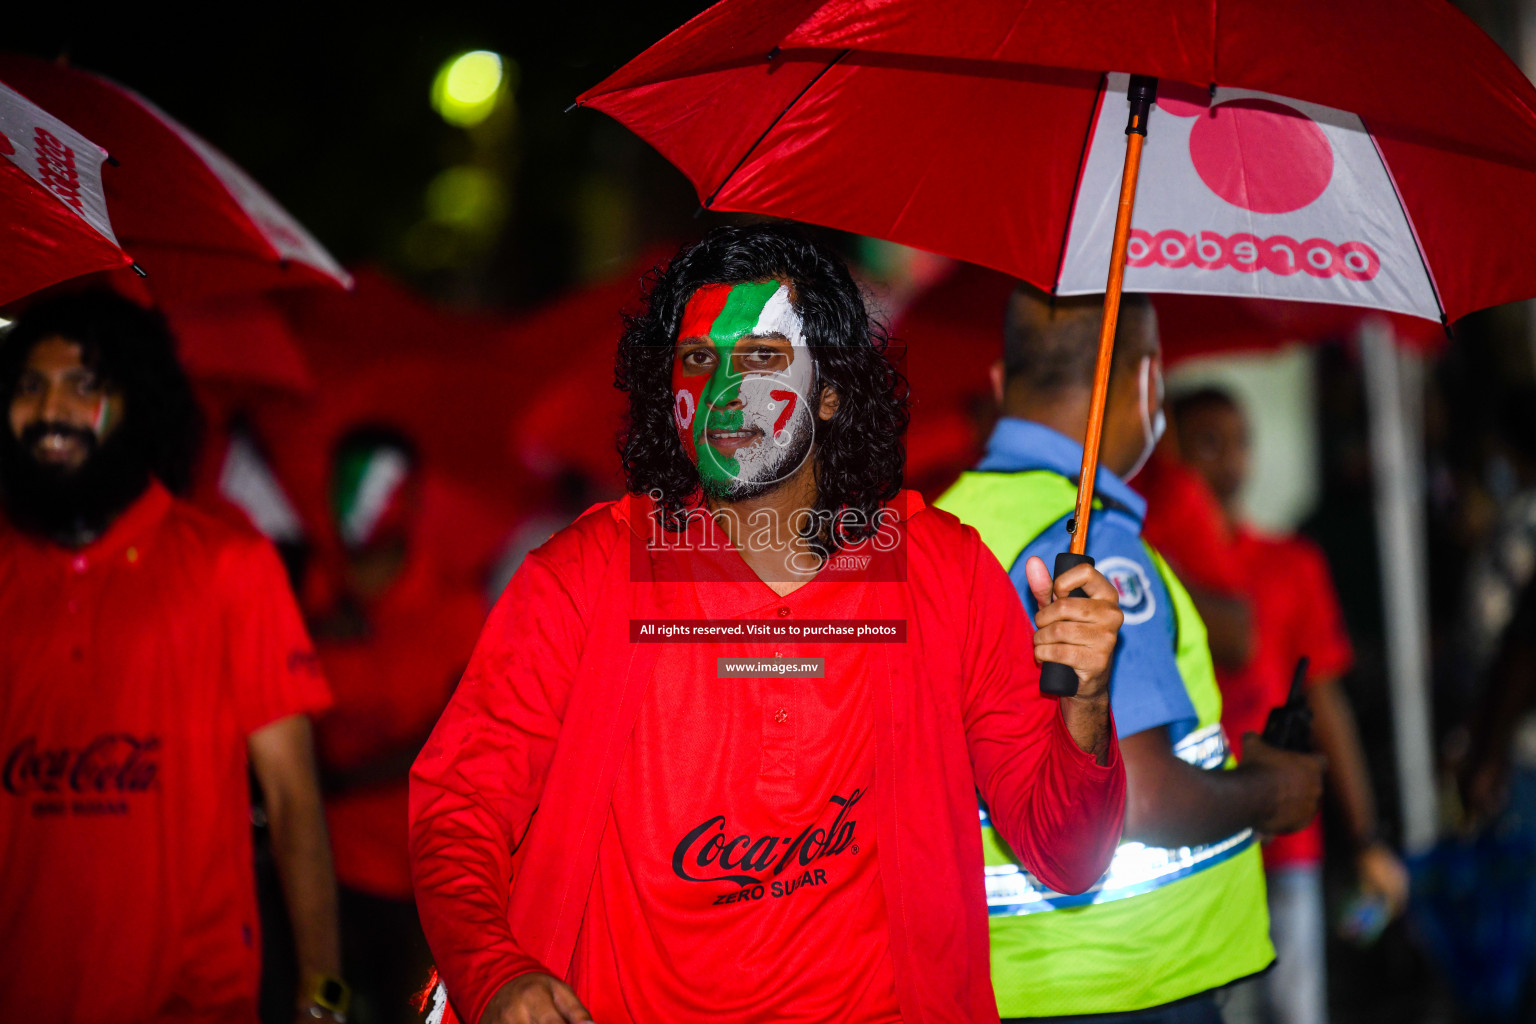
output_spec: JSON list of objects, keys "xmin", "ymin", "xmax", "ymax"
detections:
[
  {"xmin": 0, "ymin": 79, "xmax": 132, "ymax": 306},
  {"xmin": 576, "ymin": 0, "xmax": 1536, "ymax": 694},
  {"xmin": 0, "ymin": 54, "xmax": 349, "ymax": 303},
  {"xmin": 164, "ymin": 294, "xmax": 317, "ymax": 395}
]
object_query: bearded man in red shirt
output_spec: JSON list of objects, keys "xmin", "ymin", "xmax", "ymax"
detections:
[
  {"xmin": 410, "ymin": 225, "xmax": 1129, "ymax": 1024},
  {"xmin": 0, "ymin": 293, "xmax": 346, "ymax": 1024}
]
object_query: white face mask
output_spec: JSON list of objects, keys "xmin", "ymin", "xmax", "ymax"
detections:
[{"xmin": 1125, "ymin": 354, "xmax": 1166, "ymax": 481}]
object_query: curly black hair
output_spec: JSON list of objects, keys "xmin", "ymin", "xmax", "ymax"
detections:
[
  {"xmin": 616, "ymin": 223, "xmax": 908, "ymax": 551},
  {"xmin": 0, "ymin": 289, "xmax": 202, "ymax": 494}
]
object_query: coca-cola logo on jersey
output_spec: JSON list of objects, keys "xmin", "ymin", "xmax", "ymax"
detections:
[
  {"xmin": 4, "ymin": 733, "xmax": 161, "ymax": 797},
  {"xmin": 672, "ymin": 789, "xmax": 863, "ymax": 906}
]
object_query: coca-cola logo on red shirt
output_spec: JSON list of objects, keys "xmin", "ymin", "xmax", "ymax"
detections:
[
  {"xmin": 672, "ymin": 789, "xmax": 863, "ymax": 905},
  {"xmin": 4, "ymin": 733, "xmax": 161, "ymax": 797}
]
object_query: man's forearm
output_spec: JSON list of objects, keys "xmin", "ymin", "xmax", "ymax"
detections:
[
  {"xmin": 1308, "ymin": 679, "xmax": 1378, "ymax": 846},
  {"xmin": 411, "ymin": 799, "xmax": 555, "ymax": 1024},
  {"xmin": 267, "ymin": 783, "xmax": 343, "ymax": 981},
  {"xmin": 251, "ymin": 715, "xmax": 344, "ymax": 996},
  {"xmin": 1125, "ymin": 765, "xmax": 1271, "ymax": 847},
  {"xmin": 1060, "ymin": 695, "xmax": 1112, "ymax": 765},
  {"xmin": 1121, "ymin": 730, "xmax": 1271, "ymax": 847}
]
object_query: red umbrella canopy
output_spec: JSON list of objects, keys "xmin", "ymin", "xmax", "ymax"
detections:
[
  {"xmin": 227, "ymin": 272, "xmax": 537, "ymax": 587},
  {"xmin": 0, "ymin": 80, "xmax": 131, "ymax": 305},
  {"xmin": 277, "ymin": 267, "xmax": 512, "ymax": 380},
  {"xmin": 893, "ymin": 261, "xmax": 1450, "ymax": 497},
  {"xmin": 503, "ymin": 248, "xmax": 672, "ymax": 493},
  {"xmin": 577, "ymin": 0, "xmax": 1536, "ymax": 324},
  {"xmin": 253, "ymin": 270, "xmax": 530, "ymax": 508},
  {"xmin": 164, "ymin": 295, "xmax": 317, "ymax": 395},
  {"xmin": 0, "ymin": 55, "xmax": 349, "ymax": 303}
]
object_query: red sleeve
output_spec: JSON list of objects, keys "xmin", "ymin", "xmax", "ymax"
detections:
[
  {"xmin": 959, "ymin": 527, "xmax": 1126, "ymax": 895},
  {"xmin": 1290, "ymin": 539, "xmax": 1355, "ymax": 683},
  {"xmin": 408, "ymin": 531, "xmax": 596, "ymax": 1024},
  {"xmin": 223, "ymin": 533, "xmax": 331, "ymax": 734}
]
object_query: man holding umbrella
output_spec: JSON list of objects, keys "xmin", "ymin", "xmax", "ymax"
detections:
[
  {"xmin": 938, "ymin": 286, "xmax": 1325, "ymax": 1023},
  {"xmin": 410, "ymin": 224, "xmax": 1129, "ymax": 1024}
]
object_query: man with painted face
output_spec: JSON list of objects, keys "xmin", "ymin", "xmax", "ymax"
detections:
[
  {"xmin": 672, "ymin": 278, "xmax": 818, "ymax": 503},
  {"xmin": 311, "ymin": 427, "xmax": 489, "ymax": 1024},
  {"xmin": 409, "ymin": 224, "xmax": 1129, "ymax": 1024},
  {"xmin": 937, "ymin": 286, "xmax": 1326, "ymax": 1023},
  {"xmin": 0, "ymin": 292, "xmax": 347, "ymax": 1024}
]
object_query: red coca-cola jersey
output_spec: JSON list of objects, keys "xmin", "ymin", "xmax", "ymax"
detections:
[
  {"xmin": 1222, "ymin": 528, "xmax": 1354, "ymax": 868},
  {"xmin": 410, "ymin": 492, "xmax": 1125, "ymax": 1024},
  {"xmin": 572, "ymin": 514, "xmax": 898, "ymax": 1023},
  {"xmin": 0, "ymin": 481, "xmax": 331, "ymax": 1024}
]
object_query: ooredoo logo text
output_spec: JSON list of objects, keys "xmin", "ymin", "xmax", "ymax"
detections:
[{"xmin": 1144, "ymin": 82, "xmax": 1380, "ymax": 282}]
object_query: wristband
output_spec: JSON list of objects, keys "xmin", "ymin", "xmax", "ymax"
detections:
[{"xmin": 304, "ymin": 973, "xmax": 351, "ymax": 1020}]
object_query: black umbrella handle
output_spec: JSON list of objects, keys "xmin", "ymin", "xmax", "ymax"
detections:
[
  {"xmin": 1126, "ymin": 75, "xmax": 1158, "ymax": 136},
  {"xmin": 1039, "ymin": 551, "xmax": 1096, "ymax": 698}
]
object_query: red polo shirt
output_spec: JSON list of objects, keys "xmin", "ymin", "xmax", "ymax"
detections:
[
  {"xmin": 572, "ymin": 513, "xmax": 899, "ymax": 1022},
  {"xmin": 1134, "ymin": 454, "xmax": 1245, "ymax": 593},
  {"xmin": 1222, "ymin": 528, "xmax": 1354, "ymax": 868},
  {"xmin": 412, "ymin": 493, "xmax": 1125, "ymax": 1024},
  {"xmin": 0, "ymin": 481, "xmax": 331, "ymax": 1024}
]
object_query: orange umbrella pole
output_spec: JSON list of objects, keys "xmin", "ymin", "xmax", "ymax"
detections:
[
  {"xmin": 1070, "ymin": 74, "xmax": 1157, "ymax": 553},
  {"xmin": 1040, "ymin": 74, "xmax": 1157, "ymax": 698}
]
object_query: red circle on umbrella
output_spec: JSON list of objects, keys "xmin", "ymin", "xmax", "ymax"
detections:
[
  {"xmin": 1156, "ymin": 80, "xmax": 1210, "ymax": 119},
  {"xmin": 1188, "ymin": 98, "xmax": 1333, "ymax": 214}
]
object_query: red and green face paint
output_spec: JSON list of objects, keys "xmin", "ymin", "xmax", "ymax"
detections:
[
  {"xmin": 331, "ymin": 445, "xmax": 413, "ymax": 550},
  {"xmin": 672, "ymin": 280, "xmax": 814, "ymax": 498}
]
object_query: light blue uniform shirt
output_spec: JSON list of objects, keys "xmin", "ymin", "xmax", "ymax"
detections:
[{"xmin": 977, "ymin": 417, "xmax": 1196, "ymax": 742}]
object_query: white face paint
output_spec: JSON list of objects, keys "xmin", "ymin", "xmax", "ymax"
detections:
[
  {"xmin": 1125, "ymin": 353, "xmax": 1166, "ymax": 481},
  {"xmin": 724, "ymin": 284, "xmax": 816, "ymax": 492}
]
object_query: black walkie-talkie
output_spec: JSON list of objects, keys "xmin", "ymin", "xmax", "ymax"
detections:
[{"xmin": 1261, "ymin": 657, "xmax": 1313, "ymax": 752}]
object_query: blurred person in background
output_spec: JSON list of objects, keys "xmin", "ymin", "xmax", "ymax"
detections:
[
  {"xmin": 0, "ymin": 292, "xmax": 346, "ymax": 1024},
  {"xmin": 409, "ymin": 224, "xmax": 1129, "ymax": 1024},
  {"xmin": 1133, "ymin": 444, "xmax": 1255, "ymax": 672},
  {"xmin": 1169, "ymin": 386, "xmax": 1410, "ymax": 1024},
  {"xmin": 938, "ymin": 286, "xmax": 1324, "ymax": 1024},
  {"xmin": 309, "ymin": 426, "xmax": 487, "ymax": 1024}
]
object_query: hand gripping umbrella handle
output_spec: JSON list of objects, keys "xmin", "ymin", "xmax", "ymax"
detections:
[{"xmin": 1039, "ymin": 551, "xmax": 1096, "ymax": 697}]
